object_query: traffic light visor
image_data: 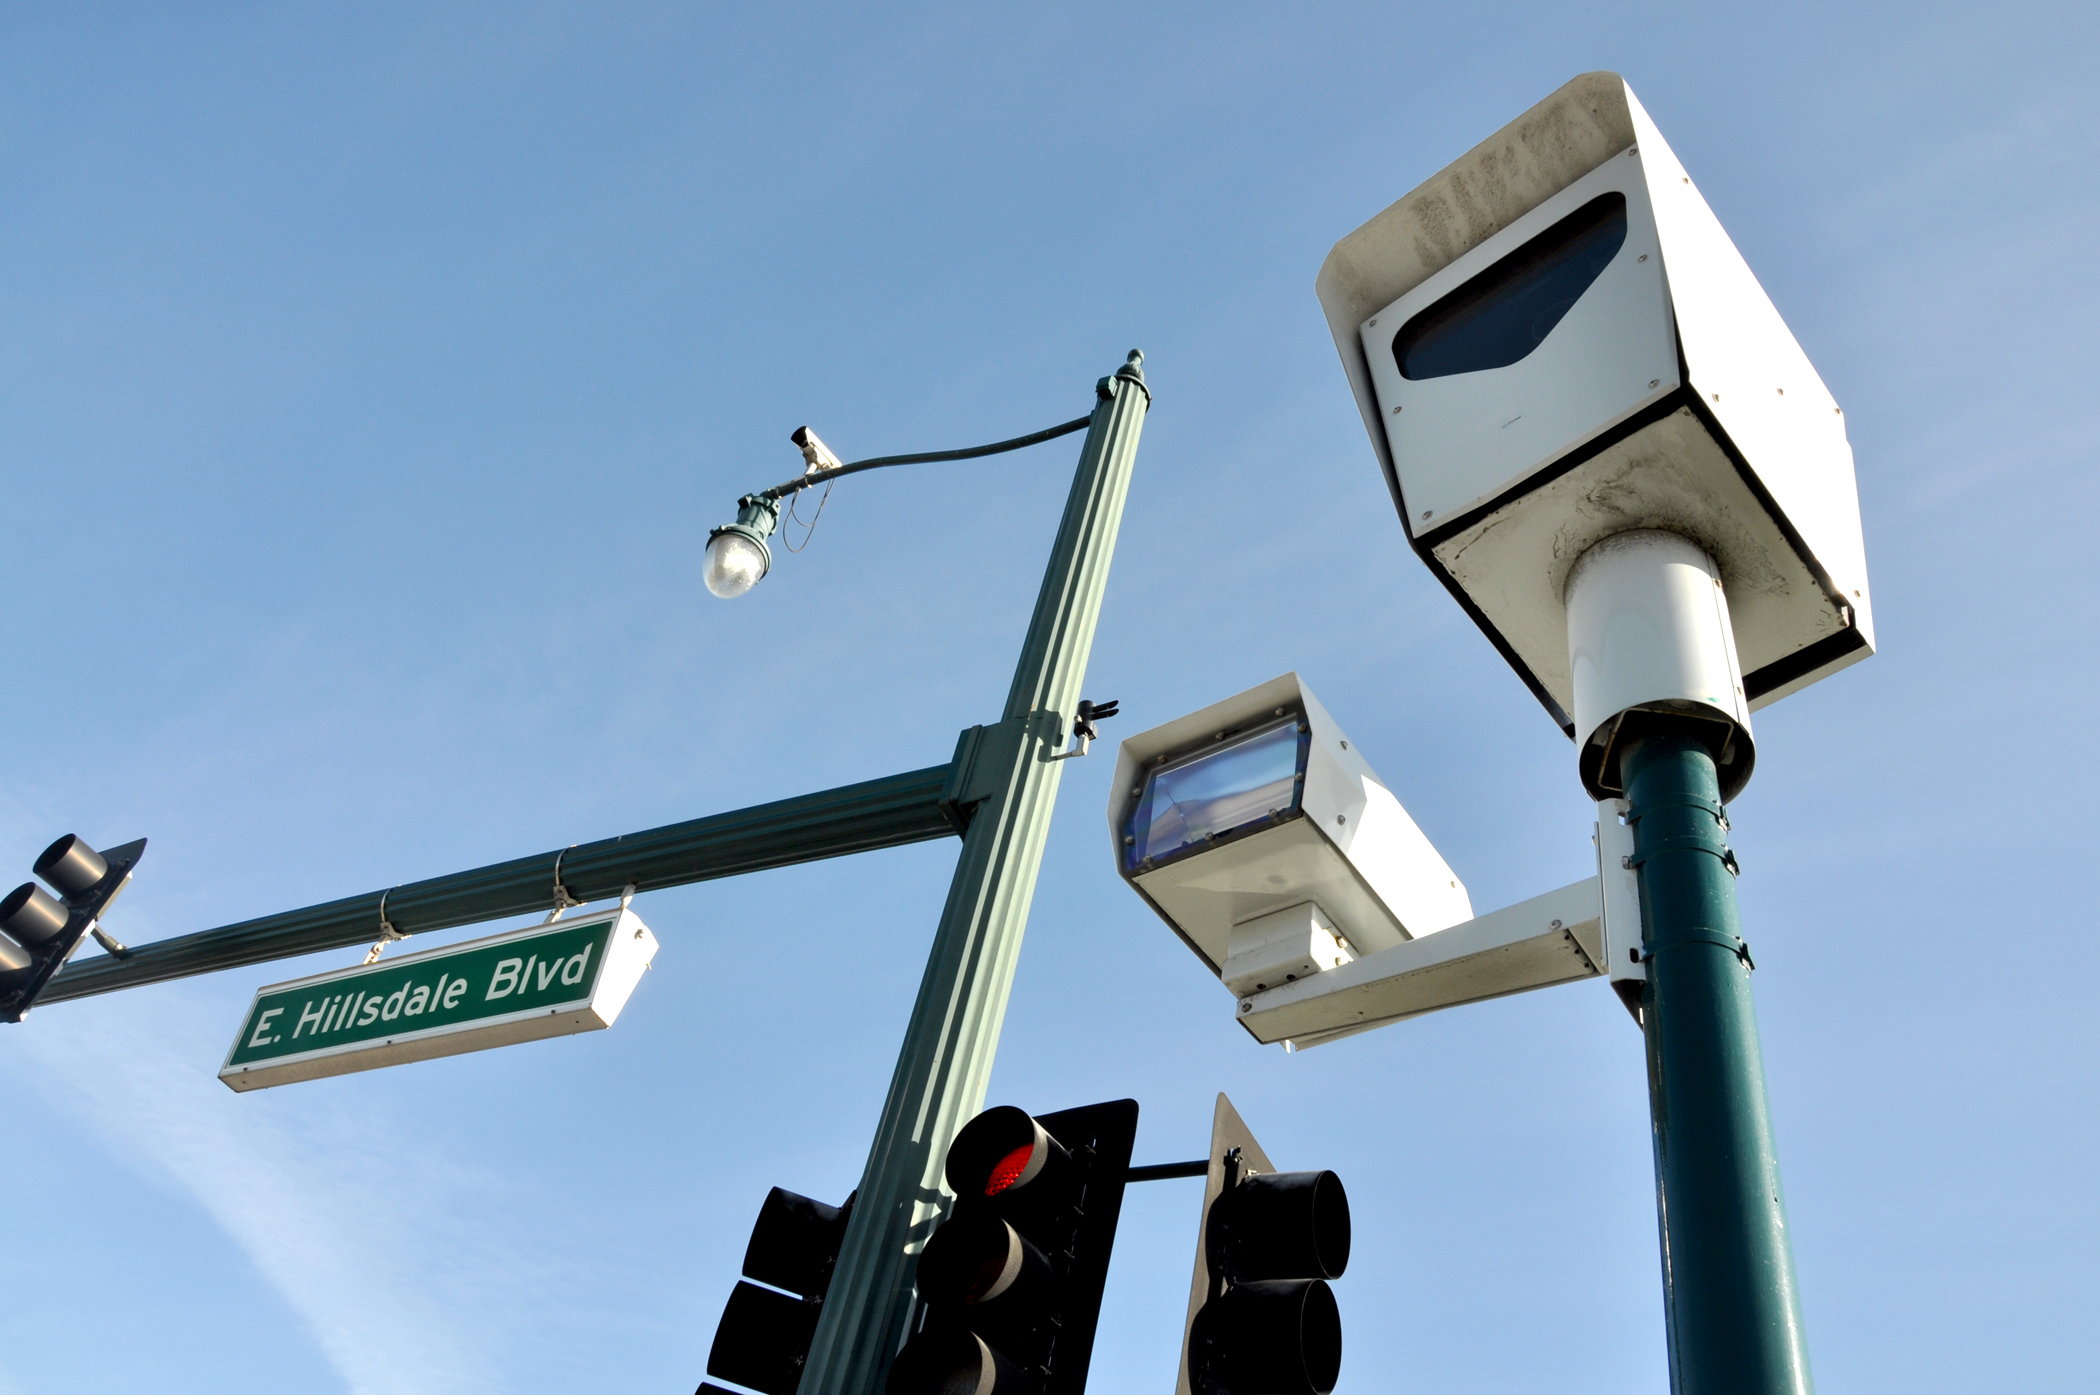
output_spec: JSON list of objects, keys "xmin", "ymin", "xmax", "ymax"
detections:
[
  {"xmin": 886, "ymin": 1326, "xmax": 1030, "ymax": 1395},
  {"xmin": 946, "ymin": 1107, "xmax": 1070, "ymax": 1201},
  {"xmin": 742, "ymin": 1187, "xmax": 851, "ymax": 1298},
  {"xmin": 33, "ymin": 834, "xmax": 109, "ymax": 901},
  {"xmin": 0, "ymin": 882, "xmax": 68, "ymax": 947},
  {"xmin": 917, "ymin": 1210, "xmax": 1050, "ymax": 1309},
  {"xmin": 1217, "ymin": 1170, "xmax": 1351, "ymax": 1281},
  {"xmin": 707, "ymin": 1281, "xmax": 817, "ymax": 1395},
  {"xmin": 1200, "ymin": 1279, "xmax": 1341, "ymax": 1395}
]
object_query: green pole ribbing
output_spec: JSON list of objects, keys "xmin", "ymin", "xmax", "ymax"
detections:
[
  {"xmin": 795, "ymin": 352, "xmax": 1150, "ymax": 1395},
  {"xmin": 1625, "ymin": 736, "xmax": 1814, "ymax": 1395}
]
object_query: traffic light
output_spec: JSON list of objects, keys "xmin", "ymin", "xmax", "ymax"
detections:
[
  {"xmin": 887, "ymin": 1099, "xmax": 1140, "ymax": 1395},
  {"xmin": 1177, "ymin": 1094, "xmax": 1349, "ymax": 1395},
  {"xmin": 699, "ymin": 1187, "xmax": 855, "ymax": 1395},
  {"xmin": 0, "ymin": 834, "xmax": 147, "ymax": 1023}
]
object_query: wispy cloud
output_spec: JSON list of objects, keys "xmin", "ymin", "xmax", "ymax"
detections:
[{"xmin": 8, "ymin": 992, "xmax": 544, "ymax": 1395}]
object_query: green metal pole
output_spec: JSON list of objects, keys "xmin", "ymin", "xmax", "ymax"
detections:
[
  {"xmin": 796, "ymin": 352, "xmax": 1150, "ymax": 1395},
  {"xmin": 1625, "ymin": 736, "xmax": 1813, "ymax": 1395}
]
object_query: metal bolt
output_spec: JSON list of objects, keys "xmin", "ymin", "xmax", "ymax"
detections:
[
  {"xmin": 1550, "ymin": 919, "xmax": 1563, "ymax": 930},
  {"xmin": 1638, "ymin": 253, "xmax": 1648, "ymax": 262},
  {"xmin": 1339, "ymin": 740, "xmax": 1348, "ymax": 749},
  {"xmin": 1649, "ymin": 379, "xmax": 1660, "ymax": 388},
  {"xmin": 1336, "ymin": 814, "xmax": 1347, "ymax": 825},
  {"xmin": 1420, "ymin": 509, "xmax": 1431, "ymax": 520},
  {"xmin": 1123, "ymin": 835, "xmax": 1134, "ymax": 845},
  {"xmin": 1392, "ymin": 405, "xmax": 1402, "ymax": 415},
  {"xmin": 1240, "ymin": 1002, "xmax": 1253, "ymax": 1013},
  {"xmin": 1368, "ymin": 318, "xmax": 1378, "ymax": 327}
]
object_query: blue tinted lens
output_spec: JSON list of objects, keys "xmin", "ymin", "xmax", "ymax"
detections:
[
  {"xmin": 1127, "ymin": 721, "xmax": 1304, "ymax": 869},
  {"xmin": 1393, "ymin": 191, "xmax": 1628, "ymax": 381}
]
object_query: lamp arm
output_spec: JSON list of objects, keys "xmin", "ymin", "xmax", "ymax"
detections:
[{"xmin": 753, "ymin": 414, "xmax": 1094, "ymax": 502}]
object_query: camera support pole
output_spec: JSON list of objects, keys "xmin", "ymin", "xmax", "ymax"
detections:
[
  {"xmin": 795, "ymin": 353, "xmax": 1150, "ymax": 1395},
  {"xmin": 1563, "ymin": 529, "xmax": 1814, "ymax": 1395},
  {"xmin": 1625, "ymin": 735, "xmax": 1814, "ymax": 1395}
]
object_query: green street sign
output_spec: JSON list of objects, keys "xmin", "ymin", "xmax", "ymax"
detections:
[{"xmin": 219, "ymin": 908, "xmax": 659, "ymax": 1091}]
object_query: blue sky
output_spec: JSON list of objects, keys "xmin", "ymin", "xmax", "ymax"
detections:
[{"xmin": 2, "ymin": 3, "xmax": 2096, "ymax": 1392}]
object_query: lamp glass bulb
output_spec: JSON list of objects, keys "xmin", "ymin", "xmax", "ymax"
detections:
[{"xmin": 704, "ymin": 531, "xmax": 769, "ymax": 599}]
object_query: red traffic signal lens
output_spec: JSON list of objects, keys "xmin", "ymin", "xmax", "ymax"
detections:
[
  {"xmin": 945, "ymin": 1107, "xmax": 1069, "ymax": 1203},
  {"xmin": 985, "ymin": 1144, "xmax": 1033, "ymax": 1197}
]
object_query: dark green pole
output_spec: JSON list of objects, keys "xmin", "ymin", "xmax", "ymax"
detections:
[
  {"xmin": 796, "ymin": 352, "xmax": 1150, "ymax": 1395},
  {"xmin": 1625, "ymin": 736, "xmax": 1813, "ymax": 1395}
]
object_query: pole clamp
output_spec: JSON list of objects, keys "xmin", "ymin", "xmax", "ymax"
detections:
[
  {"xmin": 545, "ymin": 847, "xmax": 583, "ymax": 923},
  {"xmin": 363, "ymin": 889, "xmax": 410, "ymax": 964},
  {"xmin": 1628, "ymin": 832, "xmax": 1738, "ymax": 871},
  {"xmin": 1638, "ymin": 925, "xmax": 1755, "ymax": 971},
  {"xmin": 1628, "ymin": 792, "xmax": 1729, "ymax": 826}
]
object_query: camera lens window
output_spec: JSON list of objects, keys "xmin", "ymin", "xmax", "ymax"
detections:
[
  {"xmin": 1393, "ymin": 191, "xmax": 1628, "ymax": 381},
  {"xmin": 1126, "ymin": 719, "xmax": 1307, "ymax": 871}
]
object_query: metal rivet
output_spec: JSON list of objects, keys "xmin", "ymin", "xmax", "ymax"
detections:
[
  {"xmin": 1550, "ymin": 919, "xmax": 1563, "ymax": 930},
  {"xmin": 1123, "ymin": 835, "xmax": 1135, "ymax": 845},
  {"xmin": 1419, "ymin": 509, "xmax": 1432, "ymax": 520},
  {"xmin": 1368, "ymin": 318, "xmax": 1378, "ymax": 327},
  {"xmin": 1649, "ymin": 379, "xmax": 1660, "ymax": 389},
  {"xmin": 1637, "ymin": 253, "xmax": 1648, "ymax": 262},
  {"xmin": 1336, "ymin": 814, "xmax": 1347, "ymax": 825},
  {"xmin": 1240, "ymin": 1002, "xmax": 1253, "ymax": 1013},
  {"xmin": 1391, "ymin": 405, "xmax": 1402, "ymax": 415}
]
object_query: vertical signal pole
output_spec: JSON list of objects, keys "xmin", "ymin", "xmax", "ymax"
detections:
[
  {"xmin": 797, "ymin": 352, "xmax": 1150, "ymax": 1395},
  {"xmin": 1626, "ymin": 736, "xmax": 1814, "ymax": 1395}
]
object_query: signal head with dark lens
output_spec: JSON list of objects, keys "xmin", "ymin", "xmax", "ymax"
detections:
[
  {"xmin": 700, "ymin": 1187, "xmax": 854, "ymax": 1395},
  {"xmin": 1214, "ymin": 1170, "xmax": 1350, "ymax": 1283}
]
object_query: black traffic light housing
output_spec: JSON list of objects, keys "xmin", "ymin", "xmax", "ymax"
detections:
[
  {"xmin": 0, "ymin": 835, "xmax": 146, "ymax": 1023},
  {"xmin": 700, "ymin": 1187, "xmax": 855, "ymax": 1395},
  {"xmin": 887, "ymin": 1098, "xmax": 1140, "ymax": 1395},
  {"xmin": 1177, "ymin": 1094, "xmax": 1350, "ymax": 1395}
]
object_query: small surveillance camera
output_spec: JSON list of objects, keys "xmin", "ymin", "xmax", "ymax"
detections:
[{"xmin": 790, "ymin": 426, "xmax": 845, "ymax": 475}]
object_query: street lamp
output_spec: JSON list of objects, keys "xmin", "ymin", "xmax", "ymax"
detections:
[
  {"xmin": 702, "ymin": 413, "xmax": 1107, "ymax": 599},
  {"xmin": 704, "ymin": 495, "xmax": 782, "ymax": 599}
]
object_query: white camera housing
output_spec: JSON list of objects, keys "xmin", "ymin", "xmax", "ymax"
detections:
[
  {"xmin": 1107, "ymin": 674, "xmax": 1472, "ymax": 992},
  {"xmin": 1316, "ymin": 72, "xmax": 1873, "ymax": 738}
]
